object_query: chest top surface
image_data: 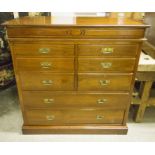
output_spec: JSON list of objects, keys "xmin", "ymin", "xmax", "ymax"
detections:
[{"xmin": 3, "ymin": 16, "xmax": 149, "ymax": 27}]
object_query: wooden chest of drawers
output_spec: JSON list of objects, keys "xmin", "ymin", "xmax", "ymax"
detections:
[{"xmin": 3, "ymin": 16, "xmax": 148, "ymax": 134}]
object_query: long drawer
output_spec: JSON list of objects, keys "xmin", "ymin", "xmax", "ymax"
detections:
[
  {"xmin": 7, "ymin": 27, "xmax": 144, "ymax": 39},
  {"xmin": 25, "ymin": 109, "xmax": 125, "ymax": 125},
  {"xmin": 22, "ymin": 91, "xmax": 130, "ymax": 108},
  {"xmin": 78, "ymin": 58, "xmax": 135, "ymax": 72},
  {"xmin": 12, "ymin": 43, "xmax": 74, "ymax": 57},
  {"xmin": 78, "ymin": 44, "xmax": 138, "ymax": 57},
  {"xmin": 16, "ymin": 58, "xmax": 74, "ymax": 72},
  {"xmin": 78, "ymin": 73, "xmax": 133, "ymax": 91},
  {"xmin": 19, "ymin": 72, "xmax": 74, "ymax": 91}
]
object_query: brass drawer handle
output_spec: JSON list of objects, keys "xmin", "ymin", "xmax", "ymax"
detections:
[
  {"xmin": 101, "ymin": 62, "xmax": 112, "ymax": 69},
  {"xmin": 39, "ymin": 48, "xmax": 50, "ymax": 54},
  {"xmin": 101, "ymin": 47, "xmax": 113, "ymax": 54},
  {"xmin": 96, "ymin": 115, "xmax": 104, "ymax": 120},
  {"xmin": 42, "ymin": 80, "xmax": 53, "ymax": 85},
  {"xmin": 99, "ymin": 80, "xmax": 110, "ymax": 86},
  {"xmin": 44, "ymin": 98, "xmax": 54, "ymax": 104},
  {"xmin": 46, "ymin": 115, "xmax": 55, "ymax": 121},
  {"xmin": 40, "ymin": 62, "xmax": 52, "ymax": 69},
  {"xmin": 97, "ymin": 99, "xmax": 107, "ymax": 104}
]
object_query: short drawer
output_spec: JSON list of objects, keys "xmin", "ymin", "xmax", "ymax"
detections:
[
  {"xmin": 78, "ymin": 58, "xmax": 135, "ymax": 72},
  {"xmin": 78, "ymin": 44, "xmax": 138, "ymax": 57},
  {"xmin": 7, "ymin": 27, "xmax": 71, "ymax": 37},
  {"xmin": 12, "ymin": 43, "xmax": 74, "ymax": 56},
  {"xmin": 84, "ymin": 28, "xmax": 144, "ymax": 39},
  {"xmin": 22, "ymin": 91, "xmax": 130, "ymax": 108},
  {"xmin": 19, "ymin": 72, "xmax": 74, "ymax": 91},
  {"xmin": 16, "ymin": 58, "xmax": 74, "ymax": 72},
  {"xmin": 7, "ymin": 28, "xmax": 84, "ymax": 38},
  {"xmin": 78, "ymin": 73, "xmax": 133, "ymax": 91},
  {"xmin": 25, "ymin": 109, "xmax": 124, "ymax": 125}
]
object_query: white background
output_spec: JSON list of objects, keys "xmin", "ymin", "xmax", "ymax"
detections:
[{"xmin": 0, "ymin": 0, "xmax": 155, "ymax": 154}]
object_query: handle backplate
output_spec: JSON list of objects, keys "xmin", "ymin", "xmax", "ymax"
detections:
[
  {"xmin": 39, "ymin": 48, "xmax": 50, "ymax": 54},
  {"xmin": 40, "ymin": 62, "xmax": 52, "ymax": 69},
  {"xmin": 96, "ymin": 115, "xmax": 104, "ymax": 120},
  {"xmin": 101, "ymin": 47, "xmax": 113, "ymax": 54},
  {"xmin": 42, "ymin": 80, "xmax": 53, "ymax": 85},
  {"xmin": 101, "ymin": 62, "xmax": 112, "ymax": 69},
  {"xmin": 44, "ymin": 98, "xmax": 54, "ymax": 104},
  {"xmin": 46, "ymin": 115, "xmax": 55, "ymax": 121},
  {"xmin": 97, "ymin": 99, "xmax": 107, "ymax": 104},
  {"xmin": 99, "ymin": 80, "xmax": 110, "ymax": 86}
]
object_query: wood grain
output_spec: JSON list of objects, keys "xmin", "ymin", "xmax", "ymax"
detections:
[
  {"xmin": 22, "ymin": 91, "xmax": 130, "ymax": 109},
  {"xmin": 12, "ymin": 43, "xmax": 74, "ymax": 57},
  {"xmin": 7, "ymin": 27, "xmax": 145, "ymax": 39},
  {"xmin": 22, "ymin": 125, "xmax": 128, "ymax": 134},
  {"xmin": 78, "ymin": 73, "xmax": 133, "ymax": 91},
  {"xmin": 16, "ymin": 58, "xmax": 74, "ymax": 72},
  {"xmin": 78, "ymin": 58, "xmax": 135, "ymax": 72},
  {"xmin": 78, "ymin": 44, "xmax": 138, "ymax": 57},
  {"xmin": 19, "ymin": 72, "xmax": 74, "ymax": 91},
  {"xmin": 25, "ymin": 109, "xmax": 125, "ymax": 125}
]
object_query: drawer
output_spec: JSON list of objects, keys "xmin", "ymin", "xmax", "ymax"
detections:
[
  {"xmin": 78, "ymin": 58, "xmax": 135, "ymax": 72},
  {"xmin": 7, "ymin": 27, "xmax": 83, "ymax": 38},
  {"xmin": 25, "ymin": 109, "xmax": 124, "ymax": 125},
  {"xmin": 19, "ymin": 72, "xmax": 74, "ymax": 91},
  {"xmin": 84, "ymin": 28, "xmax": 144, "ymax": 39},
  {"xmin": 7, "ymin": 27, "xmax": 144, "ymax": 39},
  {"xmin": 12, "ymin": 43, "xmax": 74, "ymax": 56},
  {"xmin": 7, "ymin": 27, "xmax": 71, "ymax": 37},
  {"xmin": 78, "ymin": 73, "xmax": 133, "ymax": 91},
  {"xmin": 16, "ymin": 58, "xmax": 74, "ymax": 72},
  {"xmin": 78, "ymin": 44, "xmax": 138, "ymax": 57},
  {"xmin": 22, "ymin": 91, "xmax": 130, "ymax": 108}
]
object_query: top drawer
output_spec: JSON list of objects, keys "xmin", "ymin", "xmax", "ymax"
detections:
[
  {"xmin": 12, "ymin": 43, "xmax": 74, "ymax": 57},
  {"xmin": 78, "ymin": 44, "xmax": 139, "ymax": 57},
  {"xmin": 7, "ymin": 27, "xmax": 145, "ymax": 39}
]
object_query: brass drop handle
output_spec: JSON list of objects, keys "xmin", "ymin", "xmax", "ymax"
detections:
[
  {"xmin": 97, "ymin": 99, "xmax": 107, "ymax": 104},
  {"xmin": 44, "ymin": 98, "xmax": 54, "ymax": 104},
  {"xmin": 101, "ymin": 62, "xmax": 112, "ymax": 69},
  {"xmin": 99, "ymin": 80, "xmax": 110, "ymax": 86},
  {"xmin": 46, "ymin": 115, "xmax": 55, "ymax": 121},
  {"xmin": 101, "ymin": 47, "xmax": 113, "ymax": 54},
  {"xmin": 39, "ymin": 48, "xmax": 50, "ymax": 54},
  {"xmin": 40, "ymin": 62, "xmax": 52, "ymax": 69},
  {"xmin": 96, "ymin": 115, "xmax": 104, "ymax": 120},
  {"xmin": 42, "ymin": 80, "xmax": 53, "ymax": 85}
]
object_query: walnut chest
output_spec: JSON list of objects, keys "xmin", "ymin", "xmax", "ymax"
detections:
[{"xmin": 4, "ymin": 16, "xmax": 148, "ymax": 134}]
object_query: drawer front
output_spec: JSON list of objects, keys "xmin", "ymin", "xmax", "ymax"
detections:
[
  {"xmin": 25, "ymin": 109, "xmax": 124, "ymax": 125},
  {"xmin": 78, "ymin": 58, "xmax": 135, "ymax": 72},
  {"xmin": 8, "ymin": 28, "xmax": 83, "ymax": 37},
  {"xmin": 78, "ymin": 44, "xmax": 138, "ymax": 57},
  {"xmin": 78, "ymin": 73, "xmax": 133, "ymax": 91},
  {"xmin": 84, "ymin": 28, "xmax": 144, "ymax": 39},
  {"xmin": 16, "ymin": 58, "xmax": 74, "ymax": 72},
  {"xmin": 7, "ymin": 27, "xmax": 144, "ymax": 39},
  {"xmin": 19, "ymin": 72, "xmax": 74, "ymax": 91},
  {"xmin": 12, "ymin": 43, "xmax": 74, "ymax": 56},
  {"xmin": 22, "ymin": 91, "xmax": 130, "ymax": 108},
  {"xmin": 8, "ymin": 27, "xmax": 70, "ymax": 37}
]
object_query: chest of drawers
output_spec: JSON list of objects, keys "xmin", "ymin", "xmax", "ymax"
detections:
[{"xmin": 3, "ymin": 16, "xmax": 148, "ymax": 134}]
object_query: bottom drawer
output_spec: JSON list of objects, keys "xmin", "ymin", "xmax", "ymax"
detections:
[
  {"xmin": 22, "ymin": 91, "xmax": 129, "ymax": 108},
  {"xmin": 25, "ymin": 109, "xmax": 125, "ymax": 125}
]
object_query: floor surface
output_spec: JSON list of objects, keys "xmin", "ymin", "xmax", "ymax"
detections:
[{"xmin": 0, "ymin": 86, "xmax": 155, "ymax": 142}]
